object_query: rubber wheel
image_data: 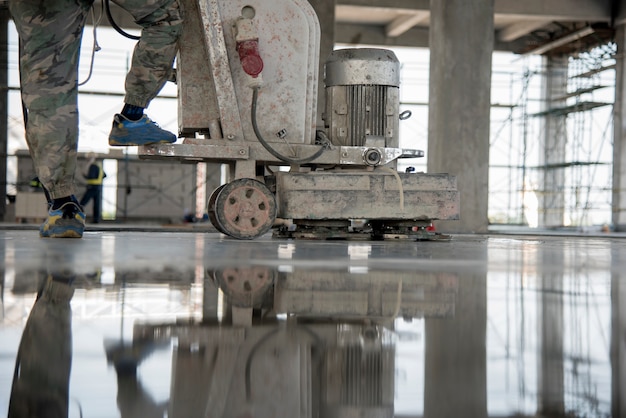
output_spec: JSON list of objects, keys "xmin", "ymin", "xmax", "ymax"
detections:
[
  {"xmin": 212, "ymin": 178, "xmax": 277, "ymax": 239},
  {"xmin": 207, "ymin": 184, "xmax": 228, "ymax": 234}
]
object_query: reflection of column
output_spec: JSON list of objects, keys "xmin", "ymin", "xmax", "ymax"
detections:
[
  {"xmin": 0, "ymin": 9, "xmax": 8, "ymax": 221},
  {"xmin": 538, "ymin": 249, "xmax": 564, "ymax": 415},
  {"xmin": 424, "ymin": 274, "xmax": 487, "ymax": 418},
  {"xmin": 202, "ymin": 275, "xmax": 220, "ymax": 322},
  {"xmin": 1, "ymin": 236, "xmax": 4, "ymax": 316},
  {"xmin": 612, "ymin": 245, "xmax": 626, "ymax": 417}
]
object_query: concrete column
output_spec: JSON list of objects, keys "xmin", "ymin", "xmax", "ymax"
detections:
[
  {"xmin": 0, "ymin": 9, "xmax": 8, "ymax": 222},
  {"xmin": 539, "ymin": 56, "xmax": 568, "ymax": 228},
  {"xmin": 613, "ymin": 25, "xmax": 626, "ymax": 231},
  {"xmin": 307, "ymin": 0, "xmax": 335, "ymax": 129},
  {"xmin": 427, "ymin": 0, "xmax": 493, "ymax": 233},
  {"xmin": 537, "ymin": 248, "xmax": 565, "ymax": 415},
  {"xmin": 424, "ymin": 274, "xmax": 487, "ymax": 418}
]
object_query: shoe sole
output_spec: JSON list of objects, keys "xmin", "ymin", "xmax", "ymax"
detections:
[
  {"xmin": 109, "ymin": 139, "xmax": 176, "ymax": 147},
  {"xmin": 40, "ymin": 220, "xmax": 85, "ymax": 238},
  {"xmin": 109, "ymin": 138, "xmax": 176, "ymax": 147},
  {"xmin": 41, "ymin": 228, "xmax": 84, "ymax": 238}
]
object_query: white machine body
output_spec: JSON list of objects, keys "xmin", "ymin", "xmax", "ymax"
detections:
[{"xmin": 141, "ymin": 0, "xmax": 460, "ymax": 240}]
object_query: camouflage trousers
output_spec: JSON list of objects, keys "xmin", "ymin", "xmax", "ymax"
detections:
[{"xmin": 10, "ymin": 0, "xmax": 182, "ymax": 199}]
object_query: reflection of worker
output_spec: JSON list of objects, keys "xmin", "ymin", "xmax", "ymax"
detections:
[
  {"xmin": 105, "ymin": 335, "xmax": 169, "ymax": 416},
  {"xmin": 9, "ymin": 0, "xmax": 182, "ymax": 238},
  {"xmin": 8, "ymin": 274, "xmax": 75, "ymax": 418},
  {"xmin": 115, "ymin": 367, "xmax": 168, "ymax": 418},
  {"xmin": 80, "ymin": 155, "xmax": 107, "ymax": 224}
]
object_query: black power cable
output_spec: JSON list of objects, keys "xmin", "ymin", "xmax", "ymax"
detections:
[
  {"xmin": 104, "ymin": 0, "xmax": 140, "ymax": 40},
  {"xmin": 251, "ymin": 86, "xmax": 328, "ymax": 165}
]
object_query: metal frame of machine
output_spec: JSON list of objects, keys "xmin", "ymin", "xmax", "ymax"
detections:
[{"xmin": 139, "ymin": 0, "xmax": 460, "ymax": 240}]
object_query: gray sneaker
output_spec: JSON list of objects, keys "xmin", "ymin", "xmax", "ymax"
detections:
[{"xmin": 108, "ymin": 114, "xmax": 177, "ymax": 146}]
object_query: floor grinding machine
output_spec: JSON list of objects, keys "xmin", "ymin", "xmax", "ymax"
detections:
[{"xmin": 139, "ymin": 0, "xmax": 459, "ymax": 240}]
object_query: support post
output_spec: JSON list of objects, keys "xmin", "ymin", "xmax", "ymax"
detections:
[
  {"xmin": 613, "ymin": 25, "xmax": 626, "ymax": 231},
  {"xmin": 427, "ymin": 0, "xmax": 494, "ymax": 233},
  {"xmin": 539, "ymin": 56, "xmax": 568, "ymax": 228},
  {"xmin": 0, "ymin": 8, "xmax": 9, "ymax": 222}
]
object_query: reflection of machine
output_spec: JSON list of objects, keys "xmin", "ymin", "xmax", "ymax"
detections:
[
  {"xmin": 140, "ymin": 0, "xmax": 460, "ymax": 239},
  {"xmin": 147, "ymin": 323, "xmax": 395, "ymax": 418},
  {"xmin": 211, "ymin": 267, "xmax": 458, "ymax": 322},
  {"xmin": 124, "ymin": 267, "xmax": 458, "ymax": 417}
]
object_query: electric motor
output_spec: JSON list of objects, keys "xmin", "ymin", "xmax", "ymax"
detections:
[{"xmin": 324, "ymin": 48, "xmax": 400, "ymax": 148}]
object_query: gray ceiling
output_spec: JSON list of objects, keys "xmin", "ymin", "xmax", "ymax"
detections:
[
  {"xmin": 333, "ymin": 0, "xmax": 618, "ymax": 55},
  {"xmin": 2, "ymin": 0, "xmax": 620, "ymax": 56}
]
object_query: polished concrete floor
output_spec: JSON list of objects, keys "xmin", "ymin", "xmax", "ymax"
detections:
[{"xmin": 0, "ymin": 227, "xmax": 625, "ymax": 417}]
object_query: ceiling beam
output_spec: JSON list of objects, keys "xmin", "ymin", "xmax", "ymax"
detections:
[
  {"xmin": 337, "ymin": 0, "xmax": 430, "ymax": 11},
  {"xmin": 337, "ymin": 0, "xmax": 612, "ymax": 22},
  {"xmin": 385, "ymin": 11, "xmax": 429, "ymax": 37},
  {"xmin": 335, "ymin": 22, "xmax": 528, "ymax": 53},
  {"xmin": 498, "ymin": 20, "xmax": 552, "ymax": 42},
  {"xmin": 493, "ymin": 0, "xmax": 611, "ymax": 21},
  {"xmin": 335, "ymin": 22, "xmax": 430, "ymax": 48},
  {"xmin": 523, "ymin": 25, "xmax": 596, "ymax": 55}
]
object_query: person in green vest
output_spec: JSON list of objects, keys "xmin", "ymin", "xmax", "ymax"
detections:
[{"xmin": 79, "ymin": 154, "xmax": 106, "ymax": 224}]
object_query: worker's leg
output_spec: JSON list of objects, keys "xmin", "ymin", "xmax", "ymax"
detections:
[
  {"xmin": 10, "ymin": 0, "xmax": 90, "ymax": 237},
  {"xmin": 93, "ymin": 186, "xmax": 102, "ymax": 223},
  {"xmin": 111, "ymin": 0, "xmax": 183, "ymax": 108},
  {"xmin": 108, "ymin": 0, "xmax": 182, "ymax": 146},
  {"xmin": 79, "ymin": 188, "xmax": 93, "ymax": 208},
  {"xmin": 9, "ymin": 0, "xmax": 93, "ymax": 199}
]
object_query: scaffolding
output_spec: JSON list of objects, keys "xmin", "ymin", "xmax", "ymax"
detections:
[
  {"xmin": 488, "ymin": 44, "xmax": 616, "ymax": 228},
  {"xmin": 394, "ymin": 44, "xmax": 616, "ymax": 229}
]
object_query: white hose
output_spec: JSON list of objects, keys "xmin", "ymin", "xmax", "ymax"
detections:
[{"xmin": 376, "ymin": 166, "xmax": 404, "ymax": 211}]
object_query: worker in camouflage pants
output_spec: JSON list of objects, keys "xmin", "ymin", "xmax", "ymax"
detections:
[{"xmin": 9, "ymin": 0, "xmax": 182, "ymax": 238}]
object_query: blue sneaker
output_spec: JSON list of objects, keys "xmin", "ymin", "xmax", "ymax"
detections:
[
  {"xmin": 108, "ymin": 114, "xmax": 177, "ymax": 146},
  {"xmin": 40, "ymin": 201, "xmax": 85, "ymax": 238}
]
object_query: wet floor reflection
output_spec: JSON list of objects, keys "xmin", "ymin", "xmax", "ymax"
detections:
[{"xmin": 0, "ymin": 233, "xmax": 624, "ymax": 417}]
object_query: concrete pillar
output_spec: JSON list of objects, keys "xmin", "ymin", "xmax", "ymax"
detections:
[
  {"xmin": 537, "ymin": 248, "xmax": 565, "ymax": 415},
  {"xmin": 613, "ymin": 25, "xmax": 626, "ymax": 231},
  {"xmin": 424, "ymin": 274, "xmax": 487, "ymax": 418},
  {"xmin": 539, "ymin": 56, "xmax": 568, "ymax": 228},
  {"xmin": 612, "ymin": 244, "xmax": 626, "ymax": 417},
  {"xmin": 307, "ymin": 0, "xmax": 335, "ymax": 129},
  {"xmin": 427, "ymin": 0, "xmax": 493, "ymax": 233},
  {"xmin": 0, "ymin": 9, "xmax": 8, "ymax": 222}
]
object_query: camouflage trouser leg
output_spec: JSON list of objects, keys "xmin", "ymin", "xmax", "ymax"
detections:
[
  {"xmin": 112, "ymin": 0, "xmax": 183, "ymax": 108},
  {"xmin": 9, "ymin": 0, "xmax": 93, "ymax": 199},
  {"xmin": 8, "ymin": 277, "xmax": 74, "ymax": 418}
]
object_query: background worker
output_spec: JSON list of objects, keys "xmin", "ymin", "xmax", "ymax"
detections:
[
  {"xmin": 80, "ymin": 154, "xmax": 106, "ymax": 224},
  {"xmin": 9, "ymin": 0, "xmax": 182, "ymax": 238}
]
